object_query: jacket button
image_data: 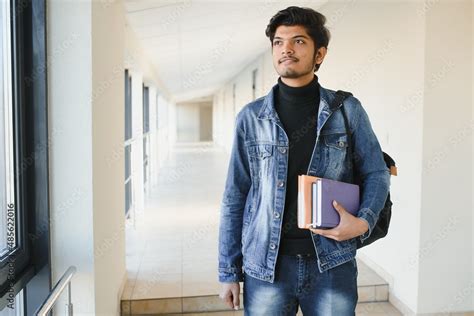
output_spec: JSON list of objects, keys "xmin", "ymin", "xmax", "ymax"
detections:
[
  {"xmin": 338, "ymin": 141, "xmax": 345, "ymax": 147},
  {"xmin": 279, "ymin": 147, "xmax": 287, "ymax": 154},
  {"xmin": 274, "ymin": 212, "xmax": 280, "ymax": 218},
  {"xmin": 277, "ymin": 180, "xmax": 285, "ymax": 187},
  {"xmin": 269, "ymin": 243, "xmax": 276, "ymax": 250}
]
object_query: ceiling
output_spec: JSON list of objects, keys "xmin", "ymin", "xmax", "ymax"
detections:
[{"xmin": 124, "ymin": 0, "xmax": 326, "ymax": 103}]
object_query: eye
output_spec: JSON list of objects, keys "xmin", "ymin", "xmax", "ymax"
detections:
[
  {"xmin": 273, "ymin": 40, "xmax": 281, "ymax": 46},
  {"xmin": 296, "ymin": 39, "xmax": 305, "ymax": 44}
]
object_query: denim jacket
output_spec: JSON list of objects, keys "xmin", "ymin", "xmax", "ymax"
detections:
[{"xmin": 218, "ymin": 82, "xmax": 390, "ymax": 283}]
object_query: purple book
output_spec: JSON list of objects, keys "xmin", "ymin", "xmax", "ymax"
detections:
[{"xmin": 312, "ymin": 178, "xmax": 360, "ymax": 229}]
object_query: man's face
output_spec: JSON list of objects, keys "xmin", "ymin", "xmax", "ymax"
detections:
[{"xmin": 271, "ymin": 25, "xmax": 325, "ymax": 79}]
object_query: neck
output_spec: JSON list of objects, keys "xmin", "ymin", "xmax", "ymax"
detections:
[
  {"xmin": 276, "ymin": 74, "xmax": 319, "ymax": 106},
  {"xmin": 280, "ymin": 72, "xmax": 316, "ymax": 87}
]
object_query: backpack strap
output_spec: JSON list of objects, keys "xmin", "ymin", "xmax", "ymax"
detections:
[
  {"xmin": 330, "ymin": 90, "xmax": 398, "ymax": 177},
  {"xmin": 328, "ymin": 90, "xmax": 356, "ymax": 173}
]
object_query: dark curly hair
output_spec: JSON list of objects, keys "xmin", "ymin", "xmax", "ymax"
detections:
[{"xmin": 265, "ymin": 6, "xmax": 331, "ymax": 72}]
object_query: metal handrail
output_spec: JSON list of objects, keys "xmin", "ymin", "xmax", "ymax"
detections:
[{"xmin": 36, "ymin": 266, "xmax": 77, "ymax": 316}]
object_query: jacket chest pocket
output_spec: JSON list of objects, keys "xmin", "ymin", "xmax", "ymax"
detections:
[
  {"xmin": 322, "ymin": 133, "xmax": 348, "ymax": 173},
  {"xmin": 246, "ymin": 144, "xmax": 273, "ymax": 180}
]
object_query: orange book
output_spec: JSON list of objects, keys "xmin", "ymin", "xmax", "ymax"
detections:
[{"xmin": 297, "ymin": 174, "xmax": 322, "ymax": 229}]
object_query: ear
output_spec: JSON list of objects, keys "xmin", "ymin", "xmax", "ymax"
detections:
[{"xmin": 315, "ymin": 46, "xmax": 327, "ymax": 66}]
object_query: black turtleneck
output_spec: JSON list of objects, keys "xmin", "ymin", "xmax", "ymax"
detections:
[{"xmin": 274, "ymin": 74, "xmax": 320, "ymax": 256}]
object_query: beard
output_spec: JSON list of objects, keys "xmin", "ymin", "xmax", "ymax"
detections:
[
  {"xmin": 277, "ymin": 58, "xmax": 316, "ymax": 79},
  {"xmin": 278, "ymin": 67, "xmax": 312, "ymax": 78}
]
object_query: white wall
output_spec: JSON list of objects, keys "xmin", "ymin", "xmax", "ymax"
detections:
[
  {"xmin": 91, "ymin": 1, "xmax": 127, "ymax": 313},
  {"xmin": 472, "ymin": 3, "xmax": 474, "ymax": 282},
  {"xmin": 418, "ymin": 1, "xmax": 472, "ymax": 313},
  {"xmin": 199, "ymin": 103, "xmax": 213, "ymax": 141},
  {"xmin": 48, "ymin": 0, "xmax": 95, "ymax": 313},
  {"xmin": 176, "ymin": 101, "xmax": 213, "ymax": 142},
  {"xmin": 176, "ymin": 103, "xmax": 200, "ymax": 142},
  {"xmin": 318, "ymin": 1, "xmax": 425, "ymax": 313},
  {"xmin": 48, "ymin": 0, "xmax": 126, "ymax": 314},
  {"xmin": 212, "ymin": 1, "xmax": 473, "ymax": 314},
  {"xmin": 47, "ymin": 0, "xmax": 177, "ymax": 314}
]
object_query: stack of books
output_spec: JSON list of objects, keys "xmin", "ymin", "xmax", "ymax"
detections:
[{"xmin": 297, "ymin": 175, "xmax": 360, "ymax": 229}]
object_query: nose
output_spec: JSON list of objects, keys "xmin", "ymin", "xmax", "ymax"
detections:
[{"xmin": 281, "ymin": 41, "xmax": 294, "ymax": 56}]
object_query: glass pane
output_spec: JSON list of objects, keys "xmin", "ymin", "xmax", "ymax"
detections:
[
  {"xmin": 143, "ymin": 86, "xmax": 149, "ymax": 133},
  {"xmin": 125, "ymin": 70, "xmax": 132, "ymax": 140},
  {"xmin": 1, "ymin": 0, "xmax": 15, "ymax": 256},
  {"xmin": 0, "ymin": 289, "xmax": 24, "ymax": 315}
]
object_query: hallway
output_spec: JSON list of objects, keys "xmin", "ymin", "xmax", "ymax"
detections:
[
  {"xmin": 121, "ymin": 142, "xmax": 402, "ymax": 315},
  {"xmin": 2, "ymin": 0, "xmax": 470, "ymax": 314},
  {"xmin": 124, "ymin": 141, "xmax": 231, "ymax": 300}
]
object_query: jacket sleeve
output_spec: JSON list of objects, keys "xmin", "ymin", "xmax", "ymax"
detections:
[
  {"xmin": 218, "ymin": 111, "xmax": 251, "ymax": 283},
  {"xmin": 350, "ymin": 99, "xmax": 391, "ymax": 245}
]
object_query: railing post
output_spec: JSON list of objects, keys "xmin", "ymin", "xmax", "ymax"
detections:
[
  {"xmin": 65, "ymin": 282, "xmax": 73, "ymax": 316},
  {"xmin": 35, "ymin": 266, "xmax": 77, "ymax": 316}
]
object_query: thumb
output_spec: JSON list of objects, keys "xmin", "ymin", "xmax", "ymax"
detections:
[
  {"xmin": 333, "ymin": 200, "xmax": 345, "ymax": 214},
  {"xmin": 232, "ymin": 286, "xmax": 240, "ymax": 310}
]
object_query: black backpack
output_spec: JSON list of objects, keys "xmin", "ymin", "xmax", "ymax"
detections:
[{"xmin": 329, "ymin": 90, "xmax": 397, "ymax": 249}]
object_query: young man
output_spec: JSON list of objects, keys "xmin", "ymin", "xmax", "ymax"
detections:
[{"xmin": 218, "ymin": 6, "xmax": 390, "ymax": 315}]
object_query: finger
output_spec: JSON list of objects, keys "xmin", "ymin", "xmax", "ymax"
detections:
[
  {"xmin": 312, "ymin": 228, "xmax": 340, "ymax": 239},
  {"xmin": 232, "ymin": 287, "xmax": 240, "ymax": 310},
  {"xmin": 311, "ymin": 228, "xmax": 334, "ymax": 235},
  {"xmin": 221, "ymin": 292, "xmax": 233, "ymax": 309},
  {"xmin": 228, "ymin": 293, "xmax": 235, "ymax": 309},
  {"xmin": 333, "ymin": 200, "xmax": 345, "ymax": 213}
]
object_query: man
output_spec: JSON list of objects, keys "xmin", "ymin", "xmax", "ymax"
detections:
[{"xmin": 218, "ymin": 6, "xmax": 390, "ymax": 315}]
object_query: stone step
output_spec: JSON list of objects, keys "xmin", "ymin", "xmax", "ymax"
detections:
[
  {"xmin": 123, "ymin": 301, "xmax": 402, "ymax": 315},
  {"xmin": 121, "ymin": 286, "xmax": 393, "ymax": 315},
  {"xmin": 122, "ymin": 259, "xmax": 392, "ymax": 315}
]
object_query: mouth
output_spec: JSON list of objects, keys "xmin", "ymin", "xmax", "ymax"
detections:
[{"xmin": 280, "ymin": 58, "xmax": 297, "ymax": 64}]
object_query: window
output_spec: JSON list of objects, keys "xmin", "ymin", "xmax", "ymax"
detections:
[
  {"xmin": 0, "ymin": 0, "xmax": 51, "ymax": 313},
  {"xmin": 124, "ymin": 70, "xmax": 132, "ymax": 216},
  {"xmin": 155, "ymin": 91, "xmax": 159, "ymax": 130},
  {"xmin": 143, "ymin": 85, "xmax": 149, "ymax": 134},
  {"xmin": 1, "ymin": 0, "xmax": 13, "ymax": 256},
  {"xmin": 142, "ymin": 85, "xmax": 150, "ymax": 186},
  {"xmin": 125, "ymin": 145, "xmax": 132, "ymax": 217},
  {"xmin": 125, "ymin": 69, "xmax": 132, "ymax": 140}
]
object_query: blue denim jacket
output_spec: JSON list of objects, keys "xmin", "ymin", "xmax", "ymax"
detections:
[{"xmin": 218, "ymin": 82, "xmax": 390, "ymax": 283}]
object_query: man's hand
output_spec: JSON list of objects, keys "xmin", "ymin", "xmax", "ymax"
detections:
[
  {"xmin": 219, "ymin": 282, "xmax": 240, "ymax": 310},
  {"xmin": 309, "ymin": 200, "xmax": 369, "ymax": 241}
]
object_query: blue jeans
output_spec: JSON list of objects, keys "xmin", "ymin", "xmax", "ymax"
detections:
[{"xmin": 243, "ymin": 253, "xmax": 358, "ymax": 316}]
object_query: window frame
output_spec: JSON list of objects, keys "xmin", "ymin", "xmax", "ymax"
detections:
[{"xmin": 0, "ymin": 0, "xmax": 51, "ymax": 313}]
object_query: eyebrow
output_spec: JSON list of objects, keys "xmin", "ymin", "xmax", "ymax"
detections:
[{"xmin": 273, "ymin": 35, "xmax": 310, "ymax": 40}]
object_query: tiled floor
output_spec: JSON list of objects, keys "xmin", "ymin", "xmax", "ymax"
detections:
[{"xmin": 123, "ymin": 141, "xmax": 402, "ymax": 315}]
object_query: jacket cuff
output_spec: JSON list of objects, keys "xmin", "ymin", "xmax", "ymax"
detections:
[
  {"xmin": 357, "ymin": 207, "xmax": 378, "ymax": 244},
  {"xmin": 218, "ymin": 269, "xmax": 244, "ymax": 283}
]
